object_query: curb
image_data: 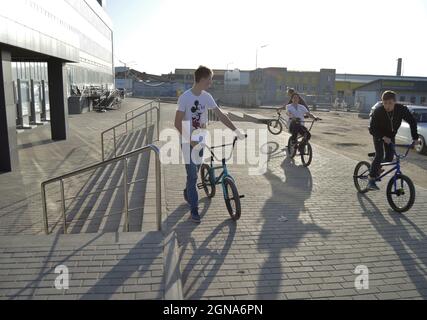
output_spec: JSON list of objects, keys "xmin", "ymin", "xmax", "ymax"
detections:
[{"xmin": 163, "ymin": 231, "xmax": 183, "ymax": 300}]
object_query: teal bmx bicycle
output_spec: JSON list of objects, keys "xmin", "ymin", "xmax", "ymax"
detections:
[
  {"xmin": 353, "ymin": 143, "xmax": 416, "ymax": 213},
  {"xmin": 197, "ymin": 135, "xmax": 247, "ymax": 221}
]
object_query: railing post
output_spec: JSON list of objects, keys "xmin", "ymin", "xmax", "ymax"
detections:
[
  {"xmin": 157, "ymin": 102, "xmax": 160, "ymax": 140},
  {"xmin": 113, "ymin": 128, "xmax": 117, "ymax": 158},
  {"xmin": 60, "ymin": 179, "xmax": 67, "ymax": 234},
  {"xmin": 123, "ymin": 158, "xmax": 129, "ymax": 232},
  {"xmin": 145, "ymin": 112, "xmax": 148, "ymax": 129},
  {"xmin": 101, "ymin": 133, "xmax": 105, "ymax": 161},
  {"xmin": 155, "ymin": 151, "xmax": 162, "ymax": 231},
  {"xmin": 132, "ymin": 111, "xmax": 134, "ymax": 130},
  {"xmin": 41, "ymin": 184, "xmax": 49, "ymax": 235}
]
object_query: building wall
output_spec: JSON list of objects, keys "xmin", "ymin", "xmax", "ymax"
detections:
[{"xmin": 0, "ymin": 0, "xmax": 114, "ymax": 88}]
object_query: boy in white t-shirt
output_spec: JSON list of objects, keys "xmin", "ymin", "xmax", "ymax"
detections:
[{"xmin": 174, "ymin": 66, "xmax": 245, "ymax": 223}]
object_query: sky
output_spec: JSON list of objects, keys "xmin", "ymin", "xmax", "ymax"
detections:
[{"xmin": 107, "ymin": 0, "xmax": 427, "ymax": 76}]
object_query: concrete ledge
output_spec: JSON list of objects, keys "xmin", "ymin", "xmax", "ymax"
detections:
[
  {"xmin": 226, "ymin": 111, "xmax": 245, "ymax": 122},
  {"xmin": 243, "ymin": 113, "xmax": 272, "ymax": 124}
]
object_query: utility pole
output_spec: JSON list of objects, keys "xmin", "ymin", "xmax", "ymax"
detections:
[{"xmin": 256, "ymin": 44, "xmax": 268, "ymax": 69}]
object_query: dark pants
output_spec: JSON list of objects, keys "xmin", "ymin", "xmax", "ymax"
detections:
[
  {"xmin": 289, "ymin": 121, "xmax": 311, "ymax": 144},
  {"xmin": 369, "ymin": 137, "xmax": 395, "ymax": 178}
]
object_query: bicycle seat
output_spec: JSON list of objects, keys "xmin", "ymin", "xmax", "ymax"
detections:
[{"xmin": 368, "ymin": 152, "xmax": 376, "ymax": 157}]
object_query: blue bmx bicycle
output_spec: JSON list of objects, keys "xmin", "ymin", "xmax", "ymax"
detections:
[
  {"xmin": 353, "ymin": 143, "xmax": 416, "ymax": 213},
  {"xmin": 197, "ymin": 135, "xmax": 247, "ymax": 221}
]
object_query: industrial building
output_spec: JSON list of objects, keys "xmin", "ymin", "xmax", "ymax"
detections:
[
  {"xmin": 355, "ymin": 79, "xmax": 427, "ymax": 113},
  {"xmin": 0, "ymin": 0, "xmax": 114, "ymax": 172}
]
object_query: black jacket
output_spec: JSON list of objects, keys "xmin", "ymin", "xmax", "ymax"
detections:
[{"xmin": 369, "ymin": 103, "xmax": 418, "ymax": 140}]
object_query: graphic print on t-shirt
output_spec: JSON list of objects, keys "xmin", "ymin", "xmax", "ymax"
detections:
[{"xmin": 191, "ymin": 100, "xmax": 205, "ymax": 130}]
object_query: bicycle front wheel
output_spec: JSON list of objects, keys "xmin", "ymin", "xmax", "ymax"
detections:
[
  {"xmin": 223, "ymin": 176, "xmax": 241, "ymax": 221},
  {"xmin": 200, "ymin": 164, "xmax": 216, "ymax": 198},
  {"xmin": 353, "ymin": 161, "xmax": 371, "ymax": 193},
  {"xmin": 267, "ymin": 119, "xmax": 283, "ymax": 135},
  {"xmin": 386, "ymin": 174, "xmax": 415, "ymax": 213},
  {"xmin": 301, "ymin": 142, "xmax": 313, "ymax": 167}
]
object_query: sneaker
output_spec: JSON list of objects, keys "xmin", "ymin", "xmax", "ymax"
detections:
[
  {"xmin": 367, "ymin": 180, "xmax": 380, "ymax": 191},
  {"xmin": 190, "ymin": 210, "xmax": 201, "ymax": 224}
]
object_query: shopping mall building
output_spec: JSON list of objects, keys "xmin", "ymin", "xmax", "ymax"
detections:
[{"xmin": 0, "ymin": 0, "xmax": 114, "ymax": 172}]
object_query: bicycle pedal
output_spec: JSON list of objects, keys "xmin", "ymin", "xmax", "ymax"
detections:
[
  {"xmin": 239, "ymin": 195, "xmax": 245, "ymax": 199},
  {"xmin": 197, "ymin": 183, "xmax": 204, "ymax": 189}
]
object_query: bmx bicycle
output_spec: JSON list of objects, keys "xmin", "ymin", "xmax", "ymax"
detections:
[
  {"xmin": 267, "ymin": 110, "xmax": 288, "ymax": 135},
  {"xmin": 287, "ymin": 118, "xmax": 321, "ymax": 167},
  {"xmin": 353, "ymin": 143, "xmax": 416, "ymax": 213},
  {"xmin": 197, "ymin": 135, "xmax": 247, "ymax": 221}
]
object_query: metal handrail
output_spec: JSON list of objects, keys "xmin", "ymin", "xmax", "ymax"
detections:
[
  {"xmin": 125, "ymin": 99, "xmax": 159, "ymax": 126},
  {"xmin": 101, "ymin": 100, "xmax": 161, "ymax": 161},
  {"xmin": 41, "ymin": 144, "xmax": 162, "ymax": 235}
]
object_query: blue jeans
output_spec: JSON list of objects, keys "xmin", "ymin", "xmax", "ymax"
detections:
[
  {"xmin": 370, "ymin": 137, "xmax": 395, "ymax": 178},
  {"xmin": 182, "ymin": 144, "xmax": 204, "ymax": 214}
]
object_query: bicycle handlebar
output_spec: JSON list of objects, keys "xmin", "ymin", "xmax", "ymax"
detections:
[
  {"xmin": 391, "ymin": 143, "xmax": 414, "ymax": 159},
  {"xmin": 205, "ymin": 134, "xmax": 248, "ymax": 162}
]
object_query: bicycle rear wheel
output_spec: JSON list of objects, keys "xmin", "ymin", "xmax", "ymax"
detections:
[
  {"xmin": 267, "ymin": 119, "xmax": 283, "ymax": 135},
  {"xmin": 353, "ymin": 161, "xmax": 371, "ymax": 193},
  {"xmin": 200, "ymin": 164, "xmax": 216, "ymax": 198},
  {"xmin": 301, "ymin": 142, "xmax": 313, "ymax": 167},
  {"xmin": 223, "ymin": 176, "xmax": 241, "ymax": 221},
  {"xmin": 386, "ymin": 174, "xmax": 415, "ymax": 213}
]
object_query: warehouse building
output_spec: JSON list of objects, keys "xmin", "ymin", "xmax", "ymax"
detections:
[{"xmin": 354, "ymin": 78, "xmax": 427, "ymax": 113}]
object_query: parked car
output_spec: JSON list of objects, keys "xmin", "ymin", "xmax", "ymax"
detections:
[
  {"xmin": 370, "ymin": 102, "xmax": 427, "ymax": 154},
  {"xmin": 396, "ymin": 105, "xmax": 427, "ymax": 155}
]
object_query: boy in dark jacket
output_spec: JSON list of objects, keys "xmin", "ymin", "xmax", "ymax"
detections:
[{"xmin": 367, "ymin": 90, "xmax": 419, "ymax": 191}]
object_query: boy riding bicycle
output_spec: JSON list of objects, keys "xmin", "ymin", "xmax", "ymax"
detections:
[
  {"xmin": 278, "ymin": 93, "xmax": 320, "ymax": 150},
  {"xmin": 174, "ymin": 66, "xmax": 245, "ymax": 223},
  {"xmin": 367, "ymin": 90, "xmax": 419, "ymax": 191}
]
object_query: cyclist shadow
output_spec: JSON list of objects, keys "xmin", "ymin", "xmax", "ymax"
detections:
[
  {"xmin": 357, "ymin": 193, "xmax": 427, "ymax": 298},
  {"xmin": 256, "ymin": 155, "xmax": 330, "ymax": 299}
]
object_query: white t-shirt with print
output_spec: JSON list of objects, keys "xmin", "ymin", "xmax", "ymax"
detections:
[
  {"xmin": 286, "ymin": 104, "xmax": 309, "ymax": 125},
  {"xmin": 177, "ymin": 89, "xmax": 218, "ymax": 143}
]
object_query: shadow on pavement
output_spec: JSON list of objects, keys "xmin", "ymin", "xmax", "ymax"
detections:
[
  {"xmin": 357, "ymin": 193, "xmax": 427, "ymax": 298},
  {"xmin": 256, "ymin": 155, "xmax": 330, "ymax": 299}
]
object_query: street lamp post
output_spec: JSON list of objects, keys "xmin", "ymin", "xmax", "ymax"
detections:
[{"xmin": 255, "ymin": 44, "xmax": 268, "ymax": 69}]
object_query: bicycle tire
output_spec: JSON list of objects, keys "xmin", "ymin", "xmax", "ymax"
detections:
[
  {"xmin": 267, "ymin": 119, "xmax": 283, "ymax": 135},
  {"xmin": 353, "ymin": 161, "xmax": 371, "ymax": 194},
  {"xmin": 200, "ymin": 164, "xmax": 216, "ymax": 198},
  {"xmin": 386, "ymin": 174, "xmax": 415, "ymax": 213},
  {"xmin": 223, "ymin": 176, "xmax": 241, "ymax": 221},
  {"xmin": 301, "ymin": 143, "xmax": 313, "ymax": 167}
]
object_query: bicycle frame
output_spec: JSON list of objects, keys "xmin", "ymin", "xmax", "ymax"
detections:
[
  {"xmin": 204, "ymin": 137, "xmax": 242, "ymax": 194},
  {"xmin": 374, "ymin": 144, "xmax": 412, "ymax": 191},
  {"xmin": 275, "ymin": 113, "xmax": 289, "ymax": 128}
]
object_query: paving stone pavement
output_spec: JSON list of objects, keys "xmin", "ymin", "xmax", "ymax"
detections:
[
  {"xmin": 160, "ymin": 103, "xmax": 427, "ymax": 300},
  {"xmin": 1, "ymin": 100, "xmax": 426, "ymax": 300},
  {"xmin": 0, "ymin": 232, "xmax": 164, "ymax": 300}
]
